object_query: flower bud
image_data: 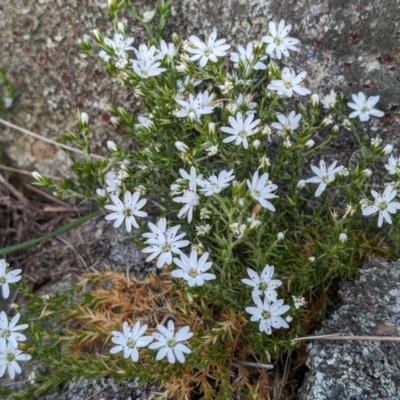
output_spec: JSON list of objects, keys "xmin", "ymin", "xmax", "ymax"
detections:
[
  {"xmin": 208, "ymin": 122, "xmax": 216, "ymax": 135},
  {"xmin": 331, "ymin": 125, "xmax": 339, "ymax": 135},
  {"xmin": 175, "ymin": 141, "xmax": 189, "ymax": 153},
  {"xmin": 321, "ymin": 114, "xmax": 333, "ymax": 127},
  {"xmin": 297, "ymin": 179, "xmax": 306, "ymax": 189},
  {"xmin": 361, "ymin": 169, "xmax": 372, "ymax": 177},
  {"xmin": 79, "ymin": 112, "xmax": 89, "ymax": 125},
  {"xmin": 277, "ymin": 232, "xmax": 284, "ymax": 241},
  {"xmin": 383, "ymin": 144, "xmax": 393, "ymax": 155},
  {"xmin": 305, "ymin": 139, "xmax": 315, "ymax": 148},
  {"xmin": 3, "ymin": 97, "xmax": 13, "ymax": 109},
  {"xmin": 31, "ymin": 171, "xmax": 43, "ymax": 181},
  {"xmin": 308, "ymin": 256, "xmax": 315, "ymax": 262},
  {"xmin": 311, "ymin": 94, "xmax": 319, "ymax": 107},
  {"xmin": 253, "ymin": 139, "xmax": 261, "ymax": 149},
  {"xmin": 117, "ymin": 22, "xmax": 126, "ymax": 33},
  {"xmin": 107, "ymin": 140, "xmax": 118, "ymax": 152},
  {"xmin": 92, "ymin": 29, "xmax": 103, "ymax": 44},
  {"xmin": 96, "ymin": 188, "xmax": 106, "ymax": 197},
  {"xmin": 339, "ymin": 233, "xmax": 347, "ymax": 244}
]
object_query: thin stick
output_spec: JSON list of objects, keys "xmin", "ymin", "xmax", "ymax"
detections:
[
  {"xmin": 24, "ymin": 183, "xmax": 69, "ymax": 207},
  {"xmin": 0, "ymin": 164, "xmax": 61, "ymax": 181},
  {"xmin": 42, "ymin": 206, "xmax": 92, "ymax": 213},
  {"xmin": 293, "ymin": 334, "xmax": 400, "ymax": 342},
  {"xmin": 0, "ymin": 174, "xmax": 28, "ymax": 205},
  {"xmin": 233, "ymin": 358, "xmax": 274, "ymax": 370},
  {"xmin": 0, "ymin": 118, "xmax": 103, "ymax": 160}
]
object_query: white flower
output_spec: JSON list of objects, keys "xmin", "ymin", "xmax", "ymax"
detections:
[
  {"xmin": 283, "ymin": 137, "xmax": 292, "ymax": 149},
  {"xmin": 105, "ymin": 170, "xmax": 122, "ymax": 195},
  {"xmin": 131, "ymin": 44, "xmax": 166, "ymax": 78},
  {"xmin": 175, "ymin": 91, "xmax": 215, "ymax": 123},
  {"xmin": 230, "ymin": 223, "xmax": 247, "ymax": 238},
  {"xmin": 0, "ymin": 260, "xmax": 22, "ymax": 299},
  {"xmin": 321, "ymin": 89, "xmax": 337, "ymax": 109},
  {"xmin": 135, "ymin": 185, "xmax": 147, "ymax": 195},
  {"xmin": 247, "ymin": 214, "xmax": 261, "ymax": 230},
  {"xmin": 197, "ymin": 170, "xmax": 235, "ymax": 196},
  {"xmin": 347, "ymin": 92, "xmax": 384, "ymax": 122},
  {"xmin": 371, "ymin": 137, "xmax": 382, "ymax": 147},
  {"xmin": 177, "ymin": 76, "xmax": 202, "ymax": 94},
  {"xmin": 104, "ymin": 191, "xmax": 147, "ymax": 232},
  {"xmin": 206, "ymin": 144, "xmax": 218, "ymax": 156},
  {"xmin": 267, "ymin": 67, "xmax": 311, "ymax": 97},
  {"xmin": 339, "ymin": 233, "xmax": 347, "ymax": 244},
  {"xmin": 292, "ymin": 295, "xmax": 307, "ymax": 309},
  {"xmin": 226, "ymin": 102, "xmax": 239, "ymax": 114},
  {"xmin": 157, "ymin": 40, "xmax": 176, "ymax": 61},
  {"xmin": 148, "ymin": 321, "xmax": 193, "ymax": 364},
  {"xmin": 172, "ymin": 251, "xmax": 216, "ymax": 287},
  {"xmin": 260, "ymin": 155, "xmax": 270, "ymax": 169},
  {"xmin": 172, "ymin": 167, "xmax": 199, "ymax": 223},
  {"xmin": 304, "ymin": 160, "xmax": 344, "ymax": 197},
  {"xmin": 262, "ymin": 20, "xmax": 299, "ymax": 59},
  {"xmin": 110, "ymin": 321, "xmax": 153, "ymax": 362},
  {"xmin": 142, "ymin": 10, "xmax": 156, "ymax": 23},
  {"xmin": 136, "ymin": 116, "xmax": 153, "ymax": 129},
  {"xmin": 218, "ymin": 80, "xmax": 234, "ymax": 94},
  {"xmin": 308, "ymin": 257, "xmax": 315, "ymax": 262},
  {"xmin": 200, "ymin": 208, "xmax": 211, "ymax": 220},
  {"xmin": 0, "ymin": 312, "xmax": 28, "ymax": 348},
  {"xmin": 262, "ymin": 125, "xmax": 272, "ymax": 137},
  {"xmin": 230, "ymin": 42, "xmax": 267, "ymax": 73},
  {"xmin": 271, "ymin": 111, "xmax": 302, "ymax": 133},
  {"xmin": 245, "ymin": 294, "xmax": 290, "ymax": 335},
  {"xmin": 195, "ymin": 224, "xmax": 211, "ymax": 236},
  {"xmin": 362, "ymin": 186, "xmax": 400, "ymax": 227},
  {"xmin": 235, "ymin": 93, "xmax": 257, "ymax": 115},
  {"xmin": 383, "ymin": 144, "xmax": 393, "ymax": 155},
  {"xmin": 173, "ymin": 189, "xmax": 199, "ymax": 223},
  {"xmin": 142, "ymin": 218, "xmax": 190, "ymax": 269},
  {"xmin": 99, "ymin": 33, "xmax": 135, "ymax": 62},
  {"xmin": 0, "ymin": 342, "xmax": 31, "ymax": 379},
  {"xmin": 277, "ymin": 232, "xmax": 285, "ymax": 240},
  {"xmin": 246, "ymin": 170, "xmax": 278, "ymax": 211},
  {"xmin": 221, "ymin": 112, "xmax": 260, "ymax": 149},
  {"xmin": 188, "ymin": 31, "xmax": 230, "ymax": 67},
  {"xmin": 343, "ymin": 203, "xmax": 356, "ymax": 219},
  {"xmin": 241, "ymin": 265, "xmax": 282, "ymax": 300},
  {"xmin": 322, "ymin": 114, "xmax": 334, "ymax": 127},
  {"xmin": 385, "ymin": 156, "xmax": 400, "ymax": 175}
]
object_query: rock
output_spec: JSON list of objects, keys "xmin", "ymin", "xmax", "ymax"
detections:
[
  {"xmin": 1, "ymin": 0, "xmax": 399, "ymax": 176},
  {"xmin": 298, "ymin": 258, "xmax": 400, "ymax": 400}
]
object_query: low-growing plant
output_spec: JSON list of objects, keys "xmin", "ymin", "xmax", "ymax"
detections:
[{"xmin": 2, "ymin": 0, "xmax": 400, "ymax": 398}]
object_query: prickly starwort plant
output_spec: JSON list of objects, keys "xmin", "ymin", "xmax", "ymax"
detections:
[{"xmin": 3, "ymin": 0, "xmax": 400, "ymax": 398}]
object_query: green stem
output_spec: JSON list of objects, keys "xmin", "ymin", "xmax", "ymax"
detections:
[{"xmin": 0, "ymin": 211, "xmax": 101, "ymax": 256}]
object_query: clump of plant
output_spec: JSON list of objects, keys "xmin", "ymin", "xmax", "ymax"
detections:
[{"xmin": 2, "ymin": 0, "xmax": 400, "ymax": 398}]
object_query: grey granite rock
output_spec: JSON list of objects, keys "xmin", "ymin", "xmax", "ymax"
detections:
[{"xmin": 298, "ymin": 258, "xmax": 400, "ymax": 400}]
